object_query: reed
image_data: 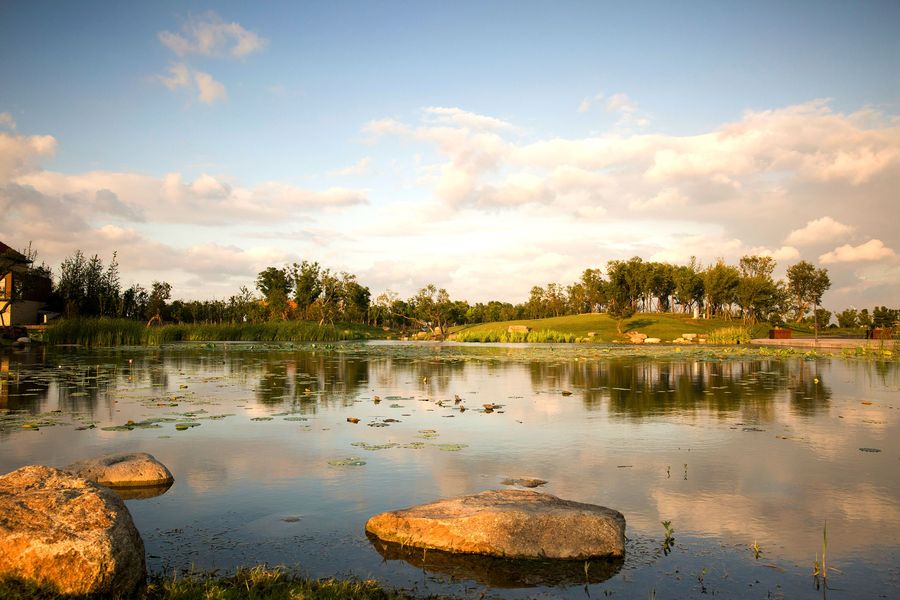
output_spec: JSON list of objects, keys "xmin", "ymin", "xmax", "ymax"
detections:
[
  {"xmin": 451, "ymin": 328, "xmax": 576, "ymax": 343},
  {"xmin": 707, "ymin": 326, "xmax": 752, "ymax": 345},
  {"xmin": 44, "ymin": 318, "xmax": 383, "ymax": 347}
]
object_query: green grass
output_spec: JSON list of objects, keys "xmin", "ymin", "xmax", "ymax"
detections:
[
  {"xmin": 0, "ymin": 567, "xmax": 421, "ymax": 599},
  {"xmin": 450, "ymin": 313, "xmax": 768, "ymax": 343},
  {"xmin": 43, "ymin": 318, "xmax": 386, "ymax": 347}
]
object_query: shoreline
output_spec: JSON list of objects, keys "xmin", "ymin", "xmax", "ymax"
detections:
[{"xmin": 749, "ymin": 337, "xmax": 895, "ymax": 349}]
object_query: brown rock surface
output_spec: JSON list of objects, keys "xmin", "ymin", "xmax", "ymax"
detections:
[
  {"xmin": 66, "ymin": 451, "xmax": 173, "ymax": 488},
  {"xmin": 0, "ymin": 465, "xmax": 146, "ymax": 596},
  {"xmin": 366, "ymin": 489, "xmax": 625, "ymax": 559}
]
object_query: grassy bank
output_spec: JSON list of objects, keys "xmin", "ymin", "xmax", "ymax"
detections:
[
  {"xmin": 43, "ymin": 319, "xmax": 386, "ymax": 347},
  {"xmin": 0, "ymin": 567, "xmax": 424, "ymax": 599},
  {"xmin": 450, "ymin": 313, "xmax": 769, "ymax": 343}
]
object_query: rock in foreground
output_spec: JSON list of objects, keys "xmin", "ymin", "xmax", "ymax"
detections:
[
  {"xmin": 366, "ymin": 489, "xmax": 625, "ymax": 559},
  {"xmin": 66, "ymin": 452, "xmax": 174, "ymax": 488},
  {"xmin": 0, "ymin": 465, "xmax": 146, "ymax": 596}
]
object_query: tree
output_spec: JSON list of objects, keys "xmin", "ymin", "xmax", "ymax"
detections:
[
  {"xmin": 606, "ymin": 258, "xmax": 643, "ymax": 312},
  {"xmin": 786, "ymin": 261, "xmax": 830, "ymax": 323},
  {"xmin": 813, "ymin": 308, "xmax": 832, "ymax": 329},
  {"xmin": 873, "ymin": 306, "xmax": 899, "ymax": 328},
  {"xmin": 56, "ymin": 250, "xmax": 87, "ymax": 317},
  {"xmin": 411, "ymin": 284, "xmax": 454, "ymax": 335},
  {"xmin": 858, "ymin": 308, "xmax": 872, "ymax": 328},
  {"xmin": 735, "ymin": 255, "xmax": 783, "ymax": 324},
  {"xmin": 147, "ymin": 281, "xmax": 172, "ymax": 324},
  {"xmin": 292, "ymin": 260, "xmax": 321, "ymax": 318},
  {"xmin": 835, "ymin": 308, "xmax": 858, "ymax": 328},
  {"xmin": 673, "ymin": 259, "xmax": 704, "ymax": 314},
  {"xmin": 256, "ymin": 266, "xmax": 292, "ymax": 320},
  {"xmin": 98, "ymin": 252, "xmax": 121, "ymax": 318},
  {"xmin": 338, "ymin": 272, "xmax": 370, "ymax": 323},
  {"xmin": 313, "ymin": 269, "xmax": 341, "ymax": 325},
  {"xmin": 702, "ymin": 260, "xmax": 740, "ymax": 318},
  {"xmin": 607, "ymin": 296, "xmax": 636, "ymax": 334},
  {"xmin": 579, "ymin": 268, "xmax": 606, "ymax": 312}
]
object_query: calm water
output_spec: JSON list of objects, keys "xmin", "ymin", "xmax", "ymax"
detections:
[{"xmin": 1, "ymin": 342, "xmax": 898, "ymax": 598}]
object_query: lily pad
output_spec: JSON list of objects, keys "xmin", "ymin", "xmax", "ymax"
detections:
[
  {"xmin": 328, "ymin": 457, "xmax": 367, "ymax": 467},
  {"xmin": 351, "ymin": 441, "xmax": 399, "ymax": 451},
  {"xmin": 432, "ymin": 443, "xmax": 468, "ymax": 452}
]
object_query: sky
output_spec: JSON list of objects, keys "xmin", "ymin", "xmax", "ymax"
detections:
[{"xmin": 1, "ymin": 0, "xmax": 898, "ymax": 310}]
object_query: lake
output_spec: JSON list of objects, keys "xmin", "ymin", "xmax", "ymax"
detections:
[{"xmin": 1, "ymin": 342, "xmax": 898, "ymax": 598}]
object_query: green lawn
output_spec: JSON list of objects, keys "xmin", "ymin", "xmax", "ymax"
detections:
[{"xmin": 449, "ymin": 313, "xmax": 770, "ymax": 343}]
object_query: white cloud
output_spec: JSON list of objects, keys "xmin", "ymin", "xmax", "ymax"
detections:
[
  {"xmin": 577, "ymin": 92, "xmax": 604, "ymax": 114},
  {"xmin": 193, "ymin": 70, "xmax": 227, "ymax": 104},
  {"xmin": 747, "ymin": 245, "xmax": 801, "ymax": 261},
  {"xmin": 785, "ymin": 216, "xmax": 854, "ymax": 246},
  {"xmin": 606, "ymin": 93, "xmax": 636, "ymax": 114},
  {"xmin": 158, "ymin": 62, "xmax": 191, "ymax": 91},
  {"xmin": 329, "ymin": 157, "xmax": 371, "ymax": 177},
  {"xmin": 158, "ymin": 11, "xmax": 266, "ymax": 59},
  {"xmin": 157, "ymin": 63, "xmax": 226, "ymax": 104},
  {"xmin": 0, "ymin": 113, "xmax": 16, "ymax": 130},
  {"xmin": 0, "ymin": 131, "xmax": 56, "ymax": 182},
  {"xmin": 11, "ymin": 168, "xmax": 367, "ymax": 227},
  {"xmin": 422, "ymin": 107, "xmax": 515, "ymax": 131},
  {"xmin": 819, "ymin": 239, "xmax": 896, "ymax": 264},
  {"xmin": 629, "ymin": 188, "xmax": 689, "ymax": 211}
]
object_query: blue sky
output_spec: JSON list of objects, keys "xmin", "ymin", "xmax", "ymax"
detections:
[{"xmin": 1, "ymin": 1, "xmax": 898, "ymax": 307}]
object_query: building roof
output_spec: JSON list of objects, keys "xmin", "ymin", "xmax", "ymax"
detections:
[{"xmin": 0, "ymin": 242, "xmax": 30, "ymax": 264}]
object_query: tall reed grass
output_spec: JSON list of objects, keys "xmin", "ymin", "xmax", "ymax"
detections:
[
  {"xmin": 451, "ymin": 328, "xmax": 576, "ymax": 343},
  {"xmin": 706, "ymin": 326, "xmax": 751, "ymax": 345},
  {"xmin": 43, "ymin": 318, "xmax": 381, "ymax": 347}
]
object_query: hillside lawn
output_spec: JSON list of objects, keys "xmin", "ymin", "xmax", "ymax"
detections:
[{"xmin": 447, "ymin": 313, "xmax": 861, "ymax": 343}]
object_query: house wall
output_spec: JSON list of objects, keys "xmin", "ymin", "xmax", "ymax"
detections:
[
  {"xmin": 8, "ymin": 301, "xmax": 42, "ymax": 325},
  {"xmin": 0, "ymin": 270, "xmax": 49, "ymax": 326},
  {"xmin": 0, "ymin": 272, "xmax": 10, "ymax": 326}
]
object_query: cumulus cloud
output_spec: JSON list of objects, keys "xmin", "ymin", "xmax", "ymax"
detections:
[
  {"xmin": 606, "ymin": 93, "xmax": 636, "ymax": 113},
  {"xmin": 0, "ymin": 131, "xmax": 56, "ymax": 182},
  {"xmin": 422, "ymin": 106, "xmax": 516, "ymax": 131},
  {"xmin": 158, "ymin": 11, "xmax": 266, "ymax": 58},
  {"xmin": 157, "ymin": 63, "xmax": 227, "ymax": 104},
  {"xmin": 629, "ymin": 188, "xmax": 689, "ymax": 211},
  {"xmin": 0, "ymin": 113, "xmax": 16, "ymax": 130},
  {"xmin": 329, "ymin": 157, "xmax": 371, "ymax": 177},
  {"xmin": 819, "ymin": 239, "xmax": 896, "ymax": 264},
  {"xmin": 193, "ymin": 70, "xmax": 227, "ymax": 104},
  {"xmin": 785, "ymin": 216, "xmax": 854, "ymax": 246},
  {"xmin": 577, "ymin": 92, "xmax": 604, "ymax": 114},
  {"xmin": 747, "ymin": 245, "xmax": 801, "ymax": 261},
  {"xmin": 605, "ymin": 93, "xmax": 650, "ymax": 127}
]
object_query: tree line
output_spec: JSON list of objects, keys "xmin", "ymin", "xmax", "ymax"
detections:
[{"xmin": 14, "ymin": 244, "xmax": 900, "ymax": 332}]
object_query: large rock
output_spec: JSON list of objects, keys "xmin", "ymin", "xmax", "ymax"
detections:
[
  {"xmin": 625, "ymin": 332, "xmax": 647, "ymax": 344},
  {"xmin": 66, "ymin": 452, "xmax": 173, "ymax": 488},
  {"xmin": 366, "ymin": 489, "xmax": 625, "ymax": 560},
  {"xmin": 0, "ymin": 465, "xmax": 146, "ymax": 596}
]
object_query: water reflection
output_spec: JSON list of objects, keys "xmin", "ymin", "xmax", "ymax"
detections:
[
  {"xmin": 0, "ymin": 343, "xmax": 898, "ymax": 597},
  {"xmin": 368, "ymin": 534, "xmax": 623, "ymax": 587}
]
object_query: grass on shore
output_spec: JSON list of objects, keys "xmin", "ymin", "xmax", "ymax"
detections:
[
  {"xmin": 450, "ymin": 313, "xmax": 769, "ymax": 343},
  {"xmin": 0, "ymin": 567, "xmax": 423, "ymax": 599},
  {"xmin": 43, "ymin": 318, "xmax": 386, "ymax": 347}
]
